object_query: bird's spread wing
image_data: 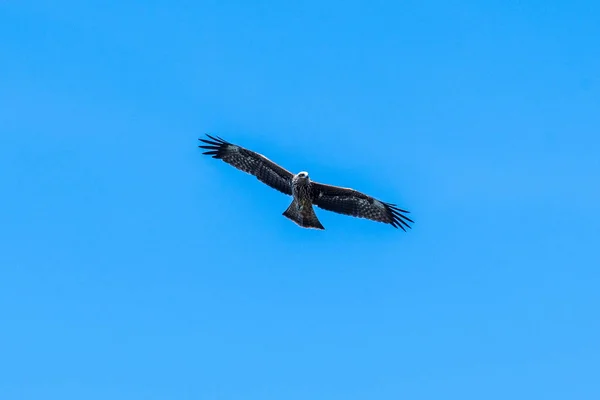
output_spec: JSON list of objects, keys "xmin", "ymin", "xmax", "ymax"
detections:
[
  {"xmin": 199, "ymin": 134, "xmax": 294, "ymax": 195},
  {"xmin": 311, "ymin": 182, "xmax": 413, "ymax": 230}
]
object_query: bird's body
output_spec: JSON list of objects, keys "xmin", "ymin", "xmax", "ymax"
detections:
[
  {"xmin": 198, "ymin": 134, "xmax": 413, "ymax": 231},
  {"xmin": 284, "ymin": 171, "xmax": 324, "ymax": 229}
]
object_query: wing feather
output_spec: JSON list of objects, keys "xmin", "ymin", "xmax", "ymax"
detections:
[
  {"xmin": 199, "ymin": 134, "xmax": 293, "ymax": 196},
  {"xmin": 311, "ymin": 182, "xmax": 413, "ymax": 230}
]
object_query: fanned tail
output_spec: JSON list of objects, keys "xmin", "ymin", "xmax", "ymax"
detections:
[{"xmin": 282, "ymin": 200, "xmax": 325, "ymax": 230}]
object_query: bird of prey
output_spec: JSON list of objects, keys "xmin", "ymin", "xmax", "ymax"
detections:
[{"xmin": 198, "ymin": 134, "xmax": 413, "ymax": 231}]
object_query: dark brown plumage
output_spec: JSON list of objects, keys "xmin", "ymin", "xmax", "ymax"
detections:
[
  {"xmin": 199, "ymin": 134, "xmax": 293, "ymax": 195},
  {"xmin": 310, "ymin": 182, "xmax": 413, "ymax": 231},
  {"xmin": 198, "ymin": 134, "xmax": 413, "ymax": 230}
]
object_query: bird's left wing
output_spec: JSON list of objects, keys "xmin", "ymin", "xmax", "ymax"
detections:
[
  {"xmin": 199, "ymin": 134, "xmax": 294, "ymax": 196},
  {"xmin": 311, "ymin": 182, "xmax": 413, "ymax": 230}
]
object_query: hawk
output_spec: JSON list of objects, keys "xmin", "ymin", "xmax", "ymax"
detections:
[{"xmin": 198, "ymin": 134, "xmax": 413, "ymax": 231}]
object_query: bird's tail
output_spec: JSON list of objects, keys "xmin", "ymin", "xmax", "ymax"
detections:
[{"xmin": 282, "ymin": 200, "xmax": 325, "ymax": 230}]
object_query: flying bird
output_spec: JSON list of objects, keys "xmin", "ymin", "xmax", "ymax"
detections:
[{"xmin": 198, "ymin": 134, "xmax": 413, "ymax": 231}]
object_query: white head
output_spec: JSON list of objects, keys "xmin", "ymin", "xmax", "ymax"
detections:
[{"xmin": 296, "ymin": 171, "xmax": 309, "ymax": 180}]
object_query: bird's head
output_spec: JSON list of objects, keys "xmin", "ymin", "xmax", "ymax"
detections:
[{"xmin": 296, "ymin": 171, "xmax": 309, "ymax": 181}]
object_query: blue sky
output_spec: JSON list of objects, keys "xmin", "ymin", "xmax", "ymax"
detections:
[{"xmin": 1, "ymin": 1, "xmax": 599, "ymax": 399}]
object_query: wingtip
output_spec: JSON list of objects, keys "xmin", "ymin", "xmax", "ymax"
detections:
[
  {"xmin": 205, "ymin": 133, "xmax": 228, "ymax": 143},
  {"xmin": 386, "ymin": 207, "xmax": 413, "ymax": 231}
]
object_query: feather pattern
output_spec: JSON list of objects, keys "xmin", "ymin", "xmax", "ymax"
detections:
[
  {"xmin": 199, "ymin": 134, "xmax": 414, "ymax": 230},
  {"xmin": 198, "ymin": 134, "xmax": 294, "ymax": 195},
  {"xmin": 310, "ymin": 182, "xmax": 413, "ymax": 231}
]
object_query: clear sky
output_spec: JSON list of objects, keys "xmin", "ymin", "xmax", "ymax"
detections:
[{"xmin": 1, "ymin": 1, "xmax": 599, "ymax": 399}]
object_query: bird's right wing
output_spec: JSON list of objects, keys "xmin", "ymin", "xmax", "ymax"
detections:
[{"xmin": 199, "ymin": 134, "xmax": 294, "ymax": 196}]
